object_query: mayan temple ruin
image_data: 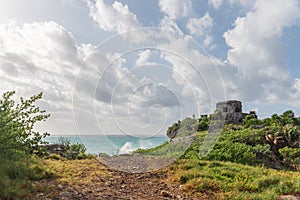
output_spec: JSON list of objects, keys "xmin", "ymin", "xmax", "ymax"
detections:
[{"xmin": 215, "ymin": 100, "xmax": 257, "ymax": 124}]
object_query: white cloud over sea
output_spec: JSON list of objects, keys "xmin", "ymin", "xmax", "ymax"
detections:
[{"xmin": 0, "ymin": 0, "xmax": 300, "ymax": 135}]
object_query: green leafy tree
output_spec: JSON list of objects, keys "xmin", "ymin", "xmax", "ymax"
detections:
[
  {"xmin": 0, "ymin": 91, "xmax": 50, "ymax": 199},
  {"xmin": 0, "ymin": 91, "xmax": 50, "ymax": 159}
]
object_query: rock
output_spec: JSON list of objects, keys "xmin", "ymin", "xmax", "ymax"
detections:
[
  {"xmin": 32, "ymin": 144, "xmax": 70, "ymax": 158},
  {"xmin": 104, "ymin": 181, "xmax": 112, "ymax": 186},
  {"xmin": 57, "ymin": 184, "xmax": 66, "ymax": 190},
  {"xmin": 161, "ymin": 190, "xmax": 173, "ymax": 198},
  {"xmin": 278, "ymin": 195, "xmax": 300, "ymax": 200},
  {"xmin": 36, "ymin": 193, "xmax": 44, "ymax": 198},
  {"xmin": 60, "ymin": 191, "xmax": 73, "ymax": 199},
  {"xmin": 251, "ymin": 125, "xmax": 265, "ymax": 129}
]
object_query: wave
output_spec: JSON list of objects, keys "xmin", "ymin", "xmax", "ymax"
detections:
[{"xmin": 118, "ymin": 140, "xmax": 154, "ymax": 155}]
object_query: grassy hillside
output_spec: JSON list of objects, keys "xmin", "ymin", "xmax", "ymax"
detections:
[
  {"xmin": 137, "ymin": 110, "xmax": 300, "ymax": 169},
  {"xmin": 134, "ymin": 110, "xmax": 300, "ymax": 199},
  {"xmin": 168, "ymin": 159, "xmax": 300, "ymax": 199}
]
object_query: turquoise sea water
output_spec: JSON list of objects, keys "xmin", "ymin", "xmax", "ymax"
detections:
[{"xmin": 44, "ymin": 135, "xmax": 169, "ymax": 156}]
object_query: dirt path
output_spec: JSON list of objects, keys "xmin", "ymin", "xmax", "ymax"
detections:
[
  {"xmin": 97, "ymin": 154, "xmax": 176, "ymax": 173},
  {"xmin": 34, "ymin": 158, "xmax": 201, "ymax": 200}
]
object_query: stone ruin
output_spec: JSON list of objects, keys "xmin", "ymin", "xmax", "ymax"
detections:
[
  {"xmin": 215, "ymin": 100, "xmax": 256, "ymax": 124},
  {"xmin": 166, "ymin": 100, "xmax": 257, "ymax": 139}
]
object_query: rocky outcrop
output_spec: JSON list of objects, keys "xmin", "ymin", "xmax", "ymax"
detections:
[
  {"xmin": 44, "ymin": 144, "xmax": 68, "ymax": 157},
  {"xmin": 32, "ymin": 144, "xmax": 77, "ymax": 158}
]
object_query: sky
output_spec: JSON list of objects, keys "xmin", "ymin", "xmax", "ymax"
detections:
[{"xmin": 0, "ymin": 0, "xmax": 300, "ymax": 136}]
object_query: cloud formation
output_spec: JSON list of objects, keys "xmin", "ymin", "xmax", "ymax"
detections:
[
  {"xmin": 158, "ymin": 0, "xmax": 192, "ymax": 20},
  {"xmin": 208, "ymin": 0, "xmax": 224, "ymax": 9},
  {"xmin": 0, "ymin": 21, "xmax": 79, "ymax": 102},
  {"xmin": 187, "ymin": 12, "xmax": 214, "ymax": 36},
  {"xmin": 1, "ymin": 0, "xmax": 300, "ymax": 135},
  {"xmin": 224, "ymin": 0, "xmax": 300, "ymax": 102},
  {"xmin": 87, "ymin": 0, "xmax": 142, "ymax": 33}
]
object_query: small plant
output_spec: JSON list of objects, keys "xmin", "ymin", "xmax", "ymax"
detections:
[
  {"xmin": 57, "ymin": 137, "xmax": 71, "ymax": 148},
  {"xmin": 55, "ymin": 137, "xmax": 89, "ymax": 159},
  {"xmin": 67, "ymin": 142, "xmax": 88, "ymax": 159}
]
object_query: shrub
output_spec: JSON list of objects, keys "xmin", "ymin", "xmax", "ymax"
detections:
[
  {"xmin": 279, "ymin": 147, "xmax": 300, "ymax": 166},
  {"xmin": 198, "ymin": 116, "xmax": 209, "ymax": 131},
  {"xmin": 56, "ymin": 137, "xmax": 89, "ymax": 159},
  {"xmin": 204, "ymin": 141, "xmax": 256, "ymax": 164},
  {"xmin": 67, "ymin": 143, "xmax": 88, "ymax": 159}
]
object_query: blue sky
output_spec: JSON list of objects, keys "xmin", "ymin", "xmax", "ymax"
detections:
[{"xmin": 0, "ymin": 0, "xmax": 299, "ymax": 135}]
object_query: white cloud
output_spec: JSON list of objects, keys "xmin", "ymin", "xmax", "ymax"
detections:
[
  {"xmin": 203, "ymin": 35, "xmax": 216, "ymax": 50},
  {"xmin": 209, "ymin": 0, "xmax": 255, "ymax": 9},
  {"xmin": 135, "ymin": 49, "xmax": 151, "ymax": 67},
  {"xmin": 0, "ymin": 21, "xmax": 80, "ymax": 98},
  {"xmin": 292, "ymin": 78, "xmax": 300, "ymax": 98},
  {"xmin": 86, "ymin": 0, "xmax": 147, "ymax": 43},
  {"xmin": 0, "ymin": 21, "xmax": 84, "ymax": 134},
  {"xmin": 187, "ymin": 12, "xmax": 214, "ymax": 36},
  {"xmin": 2, "ymin": 0, "xmax": 300, "ymax": 135},
  {"xmin": 157, "ymin": 34, "xmax": 227, "ymax": 114},
  {"xmin": 0, "ymin": 21, "xmax": 153, "ymax": 135},
  {"xmin": 208, "ymin": 0, "xmax": 224, "ymax": 9},
  {"xmin": 223, "ymin": 0, "xmax": 300, "ymax": 101},
  {"xmin": 229, "ymin": 0, "xmax": 256, "ymax": 7},
  {"xmin": 86, "ymin": 0, "xmax": 142, "ymax": 33},
  {"xmin": 158, "ymin": 0, "xmax": 192, "ymax": 20},
  {"xmin": 159, "ymin": 16, "xmax": 183, "ymax": 34}
]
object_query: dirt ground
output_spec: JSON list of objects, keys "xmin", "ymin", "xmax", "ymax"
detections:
[{"xmin": 33, "ymin": 157, "xmax": 201, "ymax": 200}]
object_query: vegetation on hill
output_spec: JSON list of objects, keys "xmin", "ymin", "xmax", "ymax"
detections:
[
  {"xmin": 137, "ymin": 110, "xmax": 300, "ymax": 169},
  {"xmin": 135, "ymin": 110, "xmax": 300, "ymax": 198},
  {"xmin": 186, "ymin": 110, "xmax": 300, "ymax": 169}
]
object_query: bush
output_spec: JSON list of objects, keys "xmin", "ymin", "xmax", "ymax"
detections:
[
  {"xmin": 252, "ymin": 144, "xmax": 272, "ymax": 157},
  {"xmin": 279, "ymin": 147, "xmax": 300, "ymax": 166},
  {"xmin": 198, "ymin": 116, "xmax": 209, "ymax": 131},
  {"xmin": 204, "ymin": 141, "xmax": 256, "ymax": 164},
  {"xmin": 57, "ymin": 137, "xmax": 89, "ymax": 159},
  {"xmin": 67, "ymin": 143, "xmax": 88, "ymax": 159},
  {"xmin": 244, "ymin": 115, "xmax": 260, "ymax": 127}
]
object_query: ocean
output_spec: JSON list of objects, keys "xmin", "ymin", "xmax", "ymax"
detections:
[{"xmin": 43, "ymin": 135, "xmax": 169, "ymax": 156}]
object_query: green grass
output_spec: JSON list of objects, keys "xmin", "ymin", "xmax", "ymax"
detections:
[
  {"xmin": 134, "ymin": 131, "xmax": 208, "ymax": 158},
  {"xmin": 168, "ymin": 159, "xmax": 300, "ymax": 200},
  {"xmin": 134, "ymin": 124, "xmax": 300, "ymax": 199},
  {"xmin": 134, "ymin": 141, "xmax": 169, "ymax": 154},
  {"xmin": 0, "ymin": 156, "xmax": 53, "ymax": 200}
]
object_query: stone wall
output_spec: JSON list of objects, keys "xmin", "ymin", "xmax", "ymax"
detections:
[{"xmin": 216, "ymin": 100, "xmax": 246, "ymax": 124}]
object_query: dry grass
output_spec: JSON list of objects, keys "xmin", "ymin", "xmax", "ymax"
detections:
[{"xmin": 42, "ymin": 158, "xmax": 111, "ymax": 188}]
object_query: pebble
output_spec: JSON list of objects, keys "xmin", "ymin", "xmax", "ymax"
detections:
[{"xmin": 161, "ymin": 190, "xmax": 173, "ymax": 198}]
